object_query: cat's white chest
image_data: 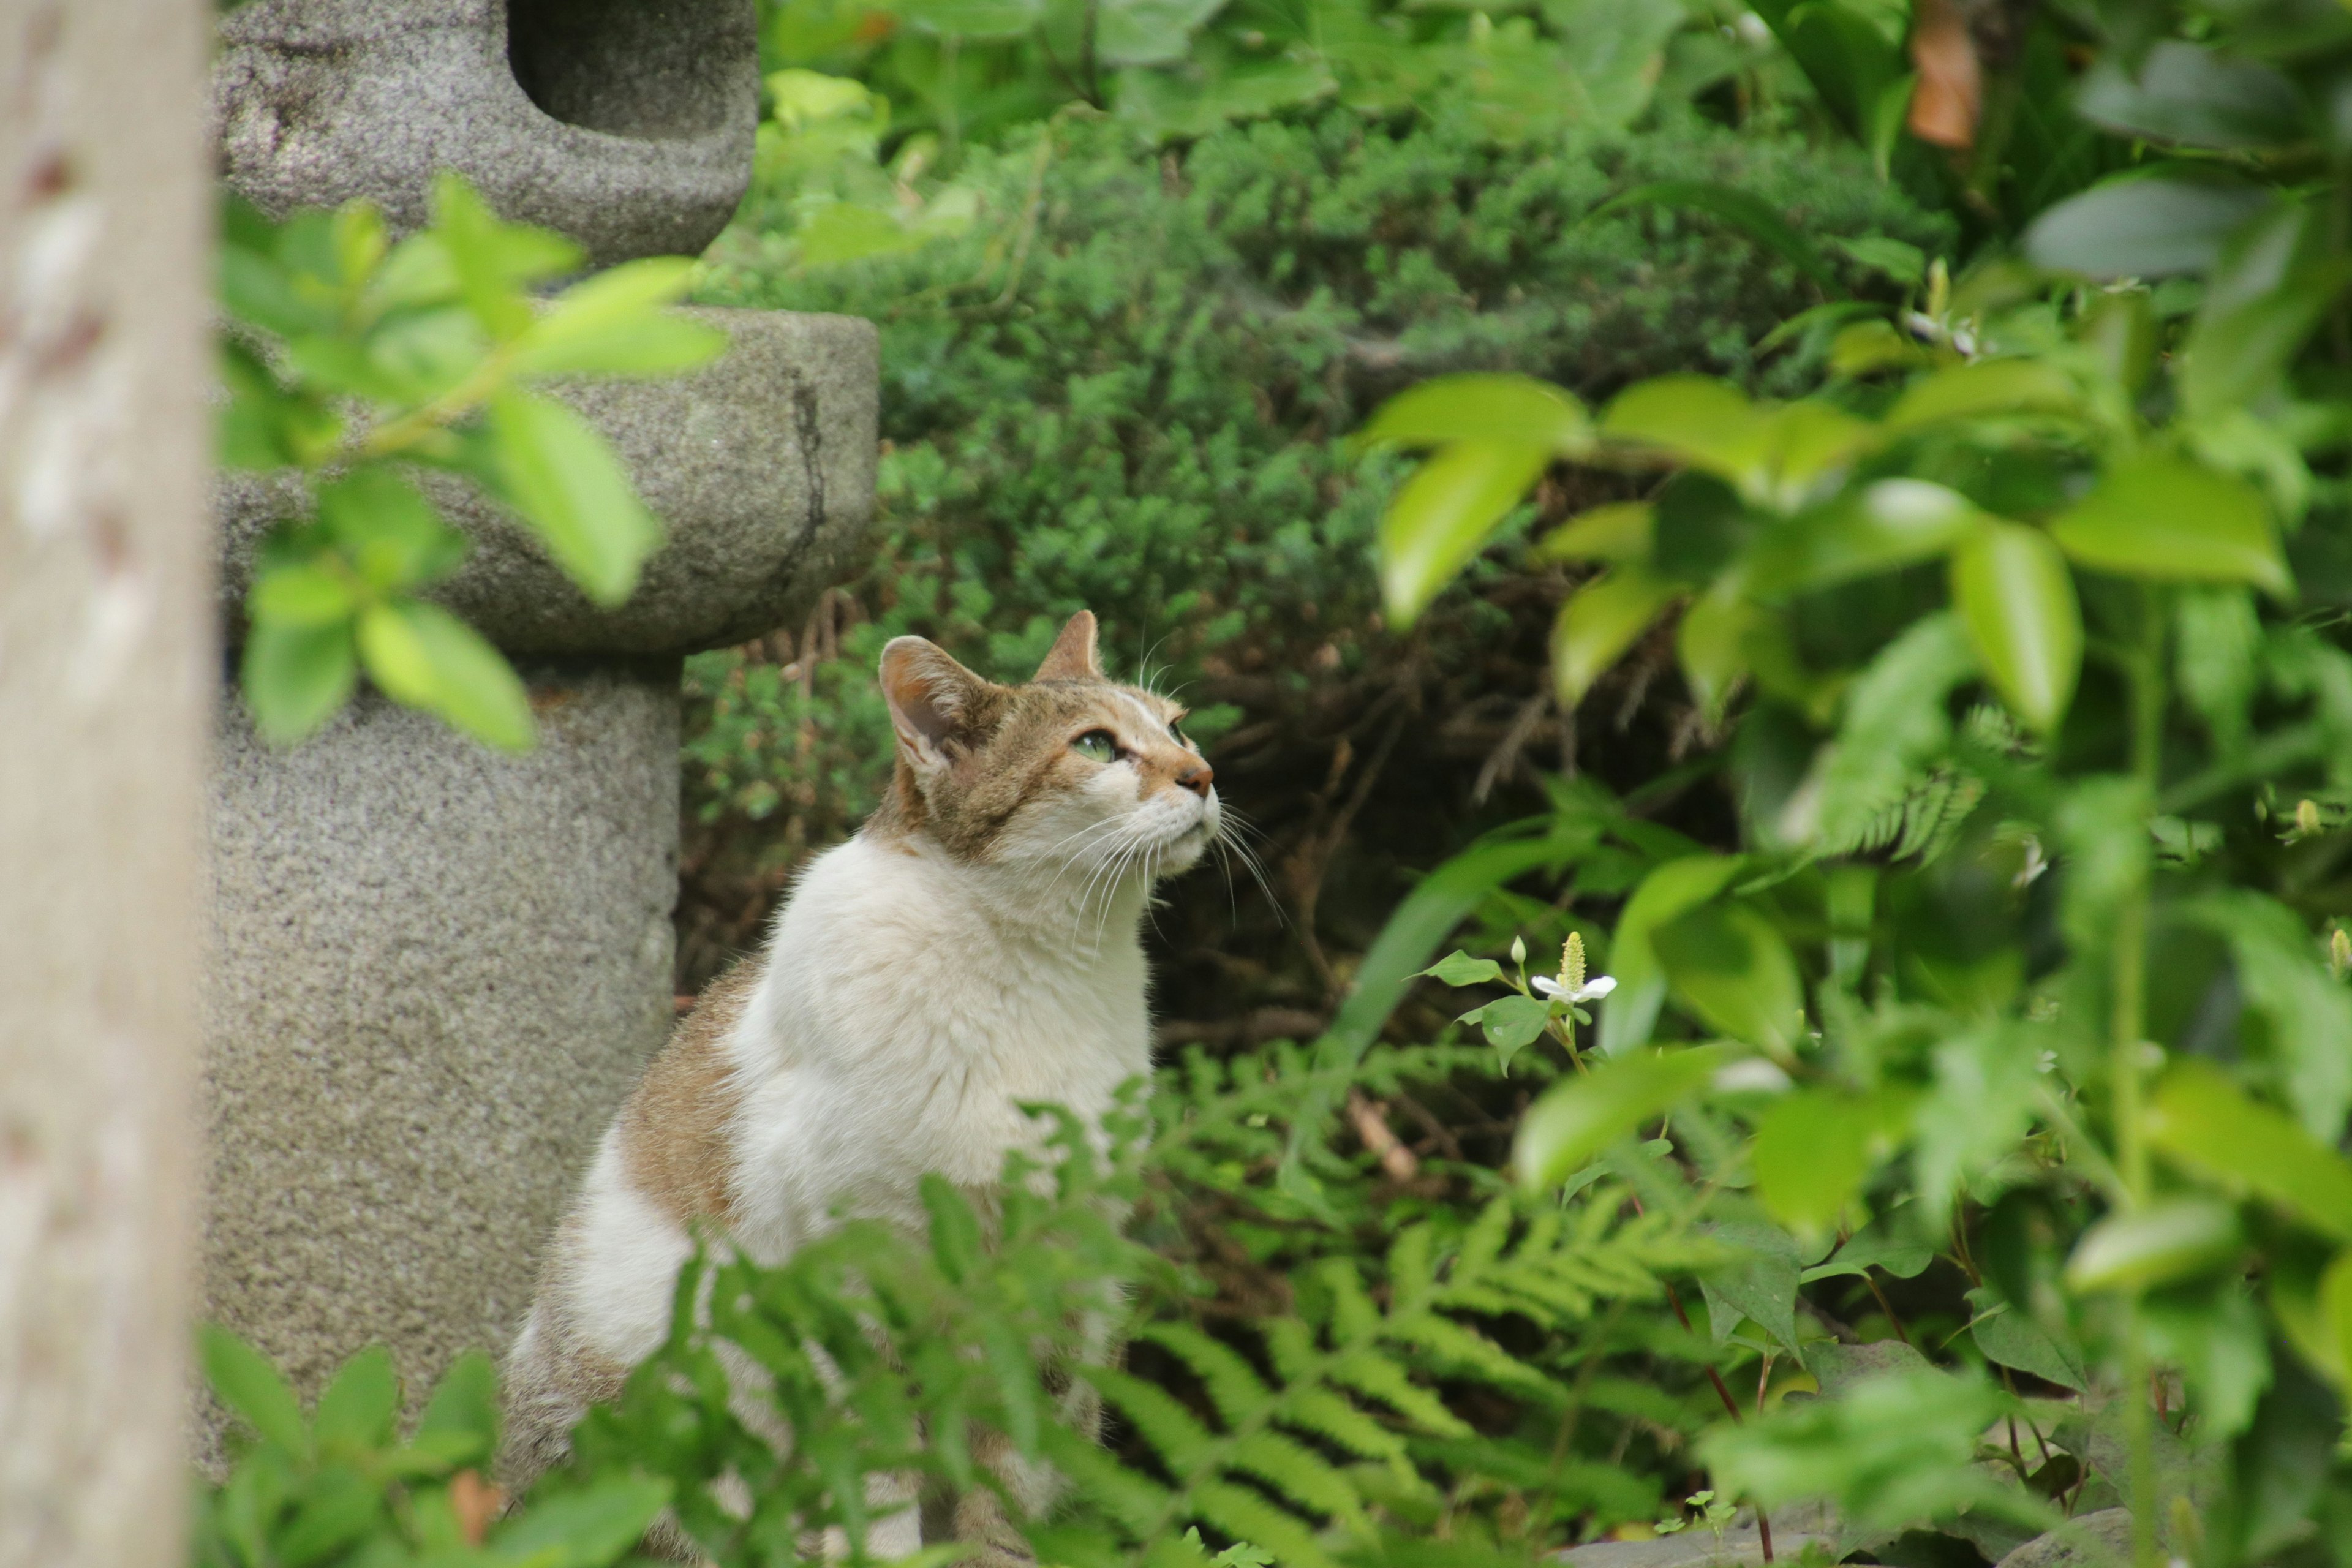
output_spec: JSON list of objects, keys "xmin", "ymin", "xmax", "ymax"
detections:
[{"xmin": 718, "ymin": 834, "xmax": 1152, "ymax": 1259}]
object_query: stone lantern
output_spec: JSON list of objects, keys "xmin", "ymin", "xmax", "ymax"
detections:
[{"xmin": 199, "ymin": 0, "xmax": 877, "ymax": 1429}]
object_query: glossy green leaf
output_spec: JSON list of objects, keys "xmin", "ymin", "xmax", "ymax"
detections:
[
  {"xmin": 2023, "ymin": 172, "xmax": 2269, "ymax": 279},
  {"xmin": 1377, "ymin": 440, "xmax": 1550, "ymax": 629},
  {"xmin": 1804, "ymin": 1218, "xmax": 1934, "ymax": 1281},
  {"xmin": 312, "ymin": 1345, "xmax": 399, "ymax": 1455},
  {"xmin": 1515, "ymin": 1046, "xmax": 1734, "ymax": 1187},
  {"xmin": 1532, "ymin": 502, "xmax": 1651, "ymax": 564},
  {"xmin": 1602, "ymin": 376, "xmax": 1768, "ymax": 486},
  {"xmin": 1362, "ymin": 374, "xmax": 1591, "ymax": 453},
  {"xmin": 430, "ymin": 173, "xmax": 557, "ymax": 340},
  {"xmin": 1551, "ymin": 567, "xmax": 1679, "ymax": 705},
  {"xmin": 1652, "ymin": 900, "xmax": 1806, "ymax": 1052},
  {"xmin": 2179, "ymin": 200, "xmax": 2349, "ymax": 422},
  {"xmin": 200, "ymin": 1324, "xmax": 309, "ymax": 1455},
  {"xmin": 1915, "ymin": 1027, "xmax": 2041, "ymax": 1228},
  {"xmin": 514, "ymin": 258, "xmax": 731, "ymax": 379},
  {"xmin": 2323, "ymin": 1251, "xmax": 2352, "ymax": 1390},
  {"xmin": 1420, "ymin": 951, "xmax": 1504, "ymax": 987},
  {"xmin": 1883, "ymin": 359, "xmax": 2080, "ymax": 432},
  {"xmin": 358, "ymin": 600, "xmax": 535, "ymax": 753},
  {"xmin": 2049, "ymin": 454, "xmax": 2290, "ymax": 597},
  {"xmin": 243, "ymin": 619, "xmax": 360, "ymax": 747},
  {"xmin": 2146, "ymin": 1059, "xmax": 2352, "ymax": 1243},
  {"xmin": 489, "ymin": 388, "xmax": 665, "ymax": 605},
  {"xmin": 1751, "ymin": 480, "xmax": 1984, "ymax": 594},
  {"xmin": 1950, "ymin": 521, "xmax": 2081, "ymax": 732},
  {"xmin": 2065, "ymin": 1200, "xmax": 2245, "ymax": 1293},
  {"xmin": 2075, "ymin": 42, "xmax": 2302, "ymax": 151},
  {"xmin": 1753, "ymin": 1089, "xmax": 1893, "ymax": 1239}
]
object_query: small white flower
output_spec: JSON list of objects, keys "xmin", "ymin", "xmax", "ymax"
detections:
[{"xmin": 1532, "ymin": 974, "xmax": 1617, "ymax": 1004}]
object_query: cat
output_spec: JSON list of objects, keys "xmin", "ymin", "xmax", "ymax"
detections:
[{"xmin": 501, "ymin": 611, "xmax": 1219, "ymax": 1559}]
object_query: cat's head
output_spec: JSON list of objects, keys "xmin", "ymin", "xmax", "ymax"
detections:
[{"xmin": 870, "ymin": 611, "xmax": 1221, "ymax": 884}]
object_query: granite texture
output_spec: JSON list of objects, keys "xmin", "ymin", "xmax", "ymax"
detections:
[
  {"xmin": 213, "ymin": 0, "xmax": 758, "ymax": 266},
  {"xmin": 200, "ymin": 668, "xmax": 680, "ymax": 1427},
  {"xmin": 216, "ymin": 309, "xmax": 881, "ymax": 657},
  {"xmin": 1994, "ymin": 1510, "xmax": 2135, "ymax": 1568}
]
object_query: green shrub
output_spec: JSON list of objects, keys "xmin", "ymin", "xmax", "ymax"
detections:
[{"xmin": 679, "ymin": 106, "xmax": 1944, "ymax": 986}]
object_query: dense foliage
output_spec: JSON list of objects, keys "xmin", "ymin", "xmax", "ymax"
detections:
[
  {"xmin": 197, "ymin": 0, "xmax": 2352, "ymax": 1563},
  {"xmin": 677, "ymin": 105, "xmax": 1938, "ymax": 986}
]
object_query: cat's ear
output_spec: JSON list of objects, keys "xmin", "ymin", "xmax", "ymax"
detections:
[
  {"xmin": 880, "ymin": 637, "xmax": 992, "ymax": 773},
  {"xmin": 1034, "ymin": 610, "xmax": 1101, "ymax": 682}
]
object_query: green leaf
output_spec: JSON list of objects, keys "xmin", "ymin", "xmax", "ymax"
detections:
[
  {"xmin": 200, "ymin": 1324, "xmax": 309, "ymax": 1454},
  {"xmin": 922, "ymin": 1173, "xmax": 983, "ymax": 1284},
  {"xmin": 1883, "ymin": 359, "xmax": 2080, "ymax": 432},
  {"xmin": 895, "ymin": 0, "xmax": 1046, "ymax": 37},
  {"xmin": 275, "ymin": 1464, "xmax": 383, "ymax": 1566},
  {"xmin": 1602, "ymin": 376, "xmax": 1768, "ymax": 486},
  {"xmin": 1803, "ymin": 1218, "xmax": 1934, "ymax": 1281},
  {"xmin": 249, "ymin": 563, "xmax": 359, "ymax": 629},
  {"xmin": 491, "ymin": 1476, "xmax": 672, "ymax": 1567},
  {"xmin": 2065, "ymin": 1200, "xmax": 2245, "ymax": 1293},
  {"xmin": 1784, "ymin": 611, "xmax": 1977, "ymax": 850},
  {"xmin": 2180, "ymin": 891, "xmax": 2352, "ymax": 1141},
  {"xmin": 2075, "ymin": 42, "xmax": 2301, "ymax": 151},
  {"xmin": 1652, "ymin": 901, "xmax": 1804, "ymax": 1052},
  {"xmin": 1095, "ymin": 0, "xmax": 1228, "ymax": 64},
  {"xmin": 1753, "ymin": 1089, "xmax": 1893, "ymax": 1240},
  {"xmin": 488, "ymin": 388, "xmax": 664, "ymax": 605},
  {"xmin": 1599, "ymin": 855, "xmax": 1746, "ymax": 1057},
  {"xmin": 416, "ymin": 1350, "xmax": 500, "ymax": 1461},
  {"xmin": 1914, "ymin": 1027, "xmax": 2040, "ymax": 1229},
  {"xmin": 513, "ymin": 259, "xmax": 731, "ymax": 379},
  {"xmin": 2146, "ymin": 1059, "xmax": 2352, "ymax": 1243},
  {"xmin": 2179, "ymin": 199, "xmax": 2350, "ymax": 423},
  {"xmin": 357, "ymin": 600, "xmax": 535, "ymax": 753},
  {"xmin": 1460, "ymin": 994, "xmax": 1550, "ymax": 1069},
  {"xmin": 1697, "ymin": 1218, "xmax": 1805, "ymax": 1357},
  {"xmin": 1377, "ymin": 440, "xmax": 1551, "ymax": 628},
  {"xmin": 2049, "ymin": 454, "xmax": 2290, "ymax": 597},
  {"xmin": 1361, "ymin": 374, "xmax": 1591, "ymax": 453},
  {"xmin": 429, "ymin": 172, "xmax": 578, "ymax": 339},
  {"xmin": 1420, "ymin": 951, "xmax": 1504, "ymax": 987},
  {"xmin": 1515, "ymin": 1046, "xmax": 1733, "ymax": 1187},
  {"xmin": 1551, "ymin": 567, "xmax": 1679, "ymax": 705},
  {"xmin": 1964, "ymin": 1287, "xmax": 2086, "ymax": 1391},
  {"xmin": 314, "ymin": 468, "xmax": 468, "ymax": 591},
  {"xmin": 2023, "ymin": 172, "xmax": 2269, "ymax": 280},
  {"xmin": 1533, "ymin": 501, "xmax": 1651, "ymax": 564},
  {"xmin": 243, "ymin": 619, "xmax": 360, "ymax": 747},
  {"xmin": 312, "ymin": 1344, "xmax": 399, "ymax": 1455},
  {"xmin": 1593, "ymin": 182, "xmax": 1839, "ymax": 288},
  {"xmin": 1751, "ymin": 480, "xmax": 1984, "ymax": 595},
  {"xmin": 1950, "ymin": 521, "xmax": 2081, "ymax": 732},
  {"xmin": 1676, "ymin": 578, "xmax": 1755, "ymax": 723}
]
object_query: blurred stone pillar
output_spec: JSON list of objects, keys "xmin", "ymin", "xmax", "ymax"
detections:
[
  {"xmin": 0, "ymin": 0, "xmax": 213, "ymax": 1563},
  {"xmin": 202, "ymin": 0, "xmax": 878, "ymax": 1425}
]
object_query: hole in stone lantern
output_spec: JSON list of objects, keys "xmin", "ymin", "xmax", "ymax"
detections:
[{"xmin": 507, "ymin": 0, "xmax": 743, "ymax": 140}]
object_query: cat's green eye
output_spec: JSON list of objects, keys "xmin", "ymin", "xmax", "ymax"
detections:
[{"xmin": 1073, "ymin": 729, "xmax": 1119, "ymax": 763}]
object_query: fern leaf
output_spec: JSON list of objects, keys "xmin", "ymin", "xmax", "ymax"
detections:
[
  {"xmin": 1391, "ymin": 1316, "xmax": 1549, "ymax": 1394},
  {"xmin": 1089, "ymin": 1366, "xmax": 1219, "ymax": 1475},
  {"xmin": 1139, "ymin": 1323, "xmax": 1276, "ymax": 1428},
  {"xmin": 1327, "ymin": 1351, "xmax": 1472, "ymax": 1437},
  {"xmin": 1227, "ymin": 1430, "xmax": 1369, "ymax": 1531},
  {"xmin": 1191, "ymin": 1478, "xmax": 1341, "ymax": 1568},
  {"xmin": 1039, "ymin": 1423, "xmax": 1172, "ymax": 1536},
  {"xmin": 1280, "ymin": 1387, "xmax": 1409, "ymax": 1463}
]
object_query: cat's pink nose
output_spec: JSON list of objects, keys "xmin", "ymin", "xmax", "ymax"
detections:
[{"xmin": 1175, "ymin": 762, "xmax": 1215, "ymax": 797}]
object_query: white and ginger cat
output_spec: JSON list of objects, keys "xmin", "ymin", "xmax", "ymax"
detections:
[{"xmin": 502, "ymin": 611, "xmax": 1219, "ymax": 1558}]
